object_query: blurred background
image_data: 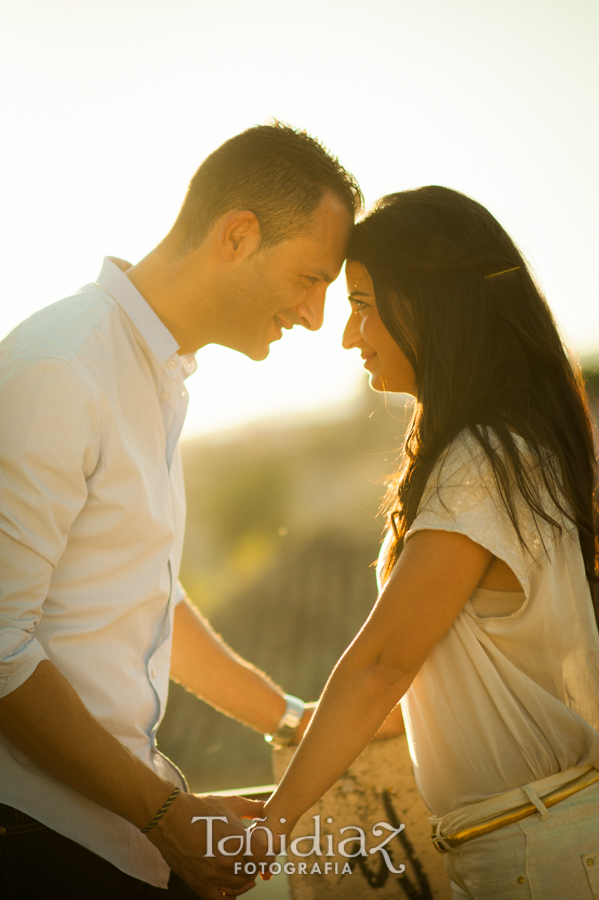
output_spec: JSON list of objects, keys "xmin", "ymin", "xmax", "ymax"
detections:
[
  {"xmin": 162, "ymin": 389, "xmax": 412, "ymax": 791},
  {"xmin": 2, "ymin": 0, "xmax": 598, "ymax": 792}
]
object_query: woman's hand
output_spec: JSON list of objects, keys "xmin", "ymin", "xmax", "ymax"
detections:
[{"xmin": 248, "ymin": 805, "xmax": 295, "ymax": 881}]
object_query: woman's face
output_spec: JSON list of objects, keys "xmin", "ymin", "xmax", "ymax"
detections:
[{"xmin": 343, "ymin": 260, "xmax": 417, "ymax": 395}]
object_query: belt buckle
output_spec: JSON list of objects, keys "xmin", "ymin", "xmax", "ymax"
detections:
[{"xmin": 431, "ymin": 833, "xmax": 449, "ymax": 854}]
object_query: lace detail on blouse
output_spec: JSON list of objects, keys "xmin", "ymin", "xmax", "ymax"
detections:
[{"xmin": 404, "ymin": 427, "xmax": 575, "ymax": 598}]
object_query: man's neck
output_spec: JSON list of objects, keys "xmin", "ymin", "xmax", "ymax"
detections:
[{"xmin": 125, "ymin": 245, "xmax": 215, "ymax": 355}]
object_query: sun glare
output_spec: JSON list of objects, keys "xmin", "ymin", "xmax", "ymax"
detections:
[{"xmin": 1, "ymin": 0, "xmax": 598, "ymax": 438}]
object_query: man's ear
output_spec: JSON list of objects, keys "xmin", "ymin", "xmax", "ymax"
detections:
[{"xmin": 218, "ymin": 210, "xmax": 262, "ymax": 261}]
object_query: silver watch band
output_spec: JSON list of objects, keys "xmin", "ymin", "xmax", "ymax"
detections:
[{"xmin": 264, "ymin": 694, "xmax": 305, "ymax": 748}]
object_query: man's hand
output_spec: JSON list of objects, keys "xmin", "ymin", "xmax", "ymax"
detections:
[
  {"xmin": 0, "ymin": 662, "xmax": 269, "ymax": 898},
  {"xmin": 290, "ymin": 701, "xmax": 317, "ymax": 745},
  {"xmin": 372, "ymin": 702, "xmax": 405, "ymax": 740},
  {"xmin": 148, "ymin": 793, "xmax": 268, "ymax": 899}
]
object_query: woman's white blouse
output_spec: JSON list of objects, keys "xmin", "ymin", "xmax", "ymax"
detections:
[{"xmin": 378, "ymin": 429, "xmax": 599, "ymax": 817}]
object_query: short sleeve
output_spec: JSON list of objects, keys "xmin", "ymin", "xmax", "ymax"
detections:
[
  {"xmin": 172, "ymin": 580, "xmax": 186, "ymax": 606},
  {"xmin": 0, "ymin": 356, "xmax": 100, "ymax": 696},
  {"xmin": 404, "ymin": 431, "xmax": 531, "ymax": 594}
]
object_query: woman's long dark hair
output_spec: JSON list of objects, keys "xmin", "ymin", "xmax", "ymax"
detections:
[{"xmin": 348, "ymin": 186, "xmax": 598, "ymax": 604}]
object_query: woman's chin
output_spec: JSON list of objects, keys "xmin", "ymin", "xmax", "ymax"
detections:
[
  {"xmin": 369, "ymin": 372, "xmax": 395, "ymax": 393},
  {"xmin": 369, "ymin": 373, "xmax": 415, "ymax": 396},
  {"xmin": 368, "ymin": 373, "xmax": 384, "ymax": 392}
]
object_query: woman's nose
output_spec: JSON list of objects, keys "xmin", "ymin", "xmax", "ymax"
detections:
[{"xmin": 342, "ymin": 311, "xmax": 360, "ymax": 349}]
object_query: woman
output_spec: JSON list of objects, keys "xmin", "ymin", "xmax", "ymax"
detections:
[{"xmin": 261, "ymin": 186, "xmax": 599, "ymax": 898}]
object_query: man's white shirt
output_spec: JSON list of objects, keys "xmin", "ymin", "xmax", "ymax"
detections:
[{"xmin": 0, "ymin": 258, "xmax": 196, "ymax": 887}]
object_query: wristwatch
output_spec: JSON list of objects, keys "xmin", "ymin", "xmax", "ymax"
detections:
[{"xmin": 264, "ymin": 694, "xmax": 305, "ymax": 748}]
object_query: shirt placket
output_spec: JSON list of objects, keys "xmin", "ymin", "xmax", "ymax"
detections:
[
  {"xmin": 159, "ymin": 355, "xmax": 189, "ymax": 471},
  {"xmin": 146, "ymin": 352, "xmax": 190, "ymax": 737}
]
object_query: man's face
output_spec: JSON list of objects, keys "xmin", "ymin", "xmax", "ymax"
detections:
[{"xmin": 219, "ymin": 193, "xmax": 353, "ymax": 360}]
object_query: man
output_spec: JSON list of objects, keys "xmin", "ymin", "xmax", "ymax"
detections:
[{"xmin": 0, "ymin": 123, "xmax": 361, "ymax": 899}]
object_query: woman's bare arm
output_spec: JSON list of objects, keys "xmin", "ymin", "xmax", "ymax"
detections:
[{"xmin": 262, "ymin": 528, "xmax": 493, "ymax": 831}]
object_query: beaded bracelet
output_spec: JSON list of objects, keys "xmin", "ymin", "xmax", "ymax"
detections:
[{"xmin": 141, "ymin": 787, "xmax": 181, "ymax": 834}]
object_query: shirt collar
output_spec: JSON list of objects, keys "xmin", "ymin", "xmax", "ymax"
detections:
[{"xmin": 96, "ymin": 257, "xmax": 180, "ymax": 368}]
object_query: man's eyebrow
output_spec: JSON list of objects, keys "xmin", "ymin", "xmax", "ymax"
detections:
[
  {"xmin": 348, "ymin": 291, "xmax": 371, "ymax": 298},
  {"xmin": 311, "ymin": 268, "xmax": 333, "ymax": 282}
]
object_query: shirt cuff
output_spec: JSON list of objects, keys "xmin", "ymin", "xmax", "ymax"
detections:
[{"xmin": 0, "ymin": 635, "xmax": 49, "ymax": 699}]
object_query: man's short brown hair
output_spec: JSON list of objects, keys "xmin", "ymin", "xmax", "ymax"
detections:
[{"xmin": 170, "ymin": 121, "xmax": 362, "ymax": 252}]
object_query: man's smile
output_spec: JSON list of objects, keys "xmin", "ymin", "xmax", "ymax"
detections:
[{"xmin": 273, "ymin": 315, "xmax": 294, "ymax": 330}]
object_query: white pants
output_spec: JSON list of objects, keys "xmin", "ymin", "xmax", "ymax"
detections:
[{"xmin": 442, "ymin": 780, "xmax": 599, "ymax": 899}]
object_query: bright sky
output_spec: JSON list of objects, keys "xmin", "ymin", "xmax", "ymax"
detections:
[{"xmin": 2, "ymin": 0, "xmax": 598, "ymax": 438}]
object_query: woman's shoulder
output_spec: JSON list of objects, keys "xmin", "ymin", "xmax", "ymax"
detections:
[
  {"xmin": 430, "ymin": 426, "xmax": 545, "ymax": 488},
  {"xmin": 418, "ymin": 425, "xmax": 575, "ymax": 547},
  {"xmin": 424, "ymin": 427, "xmax": 496, "ymax": 495},
  {"xmin": 420, "ymin": 428, "xmax": 497, "ymax": 514}
]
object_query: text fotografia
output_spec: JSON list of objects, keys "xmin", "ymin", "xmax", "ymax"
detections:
[
  {"xmin": 236, "ymin": 860, "xmax": 353, "ymax": 877},
  {"xmin": 190, "ymin": 814, "xmax": 406, "ymax": 875}
]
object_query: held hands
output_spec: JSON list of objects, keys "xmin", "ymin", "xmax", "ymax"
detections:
[
  {"xmin": 249, "ymin": 804, "xmax": 296, "ymax": 883},
  {"xmin": 255, "ymin": 705, "xmax": 405, "ymax": 886},
  {"xmin": 147, "ymin": 791, "xmax": 269, "ymax": 898}
]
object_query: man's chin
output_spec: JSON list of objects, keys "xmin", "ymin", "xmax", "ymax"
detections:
[
  {"xmin": 223, "ymin": 338, "xmax": 270, "ymax": 361},
  {"xmin": 245, "ymin": 343, "xmax": 271, "ymax": 362}
]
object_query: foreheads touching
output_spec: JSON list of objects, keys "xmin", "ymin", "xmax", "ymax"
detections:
[
  {"xmin": 168, "ymin": 121, "xmax": 362, "ymax": 256},
  {"xmin": 150, "ymin": 122, "xmax": 359, "ymax": 359}
]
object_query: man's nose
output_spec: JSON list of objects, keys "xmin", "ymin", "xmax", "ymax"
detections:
[{"xmin": 298, "ymin": 286, "xmax": 326, "ymax": 331}]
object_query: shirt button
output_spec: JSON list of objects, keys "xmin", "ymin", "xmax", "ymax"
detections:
[
  {"xmin": 161, "ymin": 392, "xmax": 169, "ymax": 400},
  {"xmin": 517, "ymin": 876, "xmax": 526, "ymax": 883},
  {"xmin": 150, "ymin": 668, "xmax": 156, "ymax": 679},
  {"xmin": 588, "ymin": 858, "xmax": 595, "ymax": 866},
  {"xmin": 167, "ymin": 359, "xmax": 177, "ymax": 370}
]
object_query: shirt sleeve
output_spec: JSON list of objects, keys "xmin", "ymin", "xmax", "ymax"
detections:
[
  {"xmin": 173, "ymin": 580, "xmax": 187, "ymax": 606},
  {"xmin": 0, "ymin": 356, "xmax": 100, "ymax": 697},
  {"xmin": 404, "ymin": 431, "xmax": 531, "ymax": 594}
]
